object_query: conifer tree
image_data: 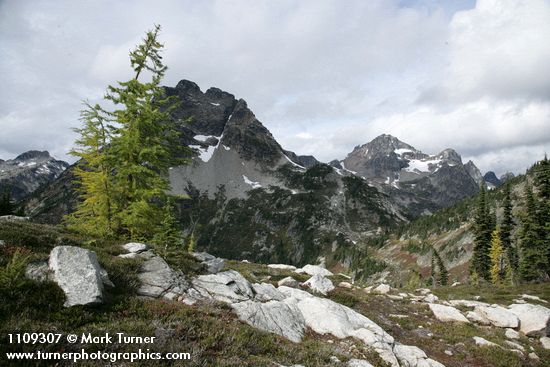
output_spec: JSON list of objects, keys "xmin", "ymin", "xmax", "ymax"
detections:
[
  {"xmin": 433, "ymin": 248, "xmax": 448, "ymax": 286},
  {"xmin": 534, "ymin": 156, "xmax": 550, "ymax": 277},
  {"xmin": 65, "ymin": 103, "xmax": 115, "ymax": 237},
  {"xmin": 500, "ymin": 183, "xmax": 518, "ymax": 272},
  {"xmin": 0, "ymin": 188, "xmax": 13, "ymax": 216},
  {"xmin": 519, "ymin": 184, "xmax": 546, "ymax": 281},
  {"xmin": 66, "ymin": 25, "xmax": 187, "ymax": 241},
  {"xmin": 489, "ymin": 229, "xmax": 505, "ymax": 284},
  {"xmin": 471, "ymin": 184, "xmax": 492, "ymax": 281}
]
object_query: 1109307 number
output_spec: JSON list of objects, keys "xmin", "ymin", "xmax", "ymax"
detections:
[{"xmin": 8, "ymin": 333, "xmax": 63, "ymax": 344}]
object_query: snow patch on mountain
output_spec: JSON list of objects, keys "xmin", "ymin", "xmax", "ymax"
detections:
[{"xmin": 242, "ymin": 175, "xmax": 262, "ymax": 189}]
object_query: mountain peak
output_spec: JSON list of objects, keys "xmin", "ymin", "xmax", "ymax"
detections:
[
  {"xmin": 15, "ymin": 150, "xmax": 51, "ymax": 161},
  {"xmin": 436, "ymin": 148, "xmax": 462, "ymax": 164}
]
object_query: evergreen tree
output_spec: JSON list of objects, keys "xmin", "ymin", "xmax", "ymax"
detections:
[
  {"xmin": 66, "ymin": 25, "xmax": 188, "ymax": 241},
  {"xmin": 500, "ymin": 183, "xmax": 518, "ymax": 272},
  {"xmin": 65, "ymin": 103, "xmax": 115, "ymax": 237},
  {"xmin": 471, "ymin": 184, "xmax": 492, "ymax": 281},
  {"xmin": 433, "ymin": 248, "xmax": 448, "ymax": 286},
  {"xmin": 489, "ymin": 229, "xmax": 505, "ymax": 284},
  {"xmin": 430, "ymin": 252, "xmax": 436, "ymax": 287},
  {"xmin": 533, "ymin": 156, "xmax": 550, "ymax": 277},
  {"xmin": 105, "ymin": 24, "xmax": 185, "ymax": 239},
  {"xmin": 518, "ymin": 184, "xmax": 547, "ymax": 281},
  {"xmin": 0, "ymin": 188, "xmax": 13, "ymax": 216}
]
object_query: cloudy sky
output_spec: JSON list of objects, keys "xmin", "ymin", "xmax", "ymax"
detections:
[{"xmin": 1, "ymin": 0, "xmax": 549, "ymax": 176}]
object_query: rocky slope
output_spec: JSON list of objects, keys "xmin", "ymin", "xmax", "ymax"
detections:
[
  {"xmin": 0, "ymin": 150, "xmax": 68, "ymax": 202},
  {"xmin": 370, "ymin": 170, "xmax": 530, "ymax": 285},
  {"xmin": 333, "ymin": 135, "xmax": 481, "ymax": 216},
  {"xmin": 3, "ymin": 218, "xmax": 548, "ymax": 367}
]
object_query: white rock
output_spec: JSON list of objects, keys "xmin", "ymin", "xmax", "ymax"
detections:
[
  {"xmin": 278, "ymin": 286, "xmax": 398, "ymax": 366},
  {"xmin": 444, "ymin": 350, "xmax": 453, "ymax": 356},
  {"xmin": 268, "ymin": 264, "xmax": 297, "ymax": 271},
  {"xmin": 505, "ymin": 328, "xmax": 520, "ymax": 340},
  {"xmin": 294, "ymin": 264, "xmax": 333, "ymax": 277},
  {"xmin": 473, "ymin": 337, "xmax": 500, "ymax": 348},
  {"xmin": 347, "ymin": 359, "xmax": 374, "ymax": 367},
  {"xmin": 0, "ymin": 215, "xmax": 29, "ymax": 221},
  {"xmin": 393, "ymin": 344, "xmax": 426, "ymax": 366},
  {"xmin": 451, "ymin": 282, "xmax": 461, "ymax": 287},
  {"xmin": 387, "ymin": 295, "xmax": 404, "ymax": 301},
  {"xmin": 423, "ymin": 294, "xmax": 439, "ymax": 303},
  {"xmin": 472, "ymin": 305, "xmax": 519, "ymax": 328},
  {"xmin": 338, "ymin": 281, "xmax": 353, "ymax": 289},
  {"xmin": 278, "ymin": 276, "xmax": 300, "ymax": 288},
  {"xmin": 508, "ymin": 303, "xmax": 550, "ymax": 337},
  {"xmin": 540, "ymin": 336, "xmax": 550, "ymax": 349},
  {"xmin": 190, "ymin": 270, "xmax": 253, "ymax": 303},
  {"xmin": 504, "ymin": 340, "xmax": 524, "ymax": 352},
  {"xmin": 521, "ymin": 294, "xmax": 547, "ymax": 303},
  {"xmin": 449, "ymin": 300, "xmax": 490, "ymax": 308},
  {"xmin": 122, "ymin": 242, "xmax": 148, "ymax": 253},
  {"xmin": 231, "ymin": 300, "xmax": 306, "ymax": 343},
  {"xmin": 364, "ymin": 286, "xmax": 373, "ymax": 293},
  {"xmin": 374, "ymin": 284, "xmax": 391, "ymax": 294},
  {"xmin": 49, "ymin": 246, "xmax": 106, "ymax": 307},
  {"xmin": 302, "ymin": 274, "xmax": 335, "ymax": 295},
  {"xmin": 137, "ymin": 254, "xmax": 189, "ymax": 300},
  {"xmin": 252, "ymin": 282, "xmax": 285, "ymax": 302},
  {"xmin": 416, "ymin": 288, "xmax": 431, "ymax": 295},
  {"xmin": 528, "ymin": 352, "xmax": 539, "ymax": 360},
  {"xmin": 429, "ymin": 304, "xmax": 469, "ymax": 323},
  {"xmin": 190, "ymin": 252, "xmax": 225, "ymax": 274},
  {"xmin": 465, "ymin": 311, "xmax": 491, "ymax": 325},
  {"xmin": 118, "ymin": 252, "xmax": 139, "ymax": 259}
]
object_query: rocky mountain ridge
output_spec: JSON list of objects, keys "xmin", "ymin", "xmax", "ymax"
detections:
[
  {"xmin": 14, "ymin": 80, "xmax": 498, "ymax": 272},
  {"xmin": 332, "ymin": 134, "xmax": 482, "ymax": 214},
  {"xmin": 0, "ymin": 150, "xmax": 68, "ymax": 201}
]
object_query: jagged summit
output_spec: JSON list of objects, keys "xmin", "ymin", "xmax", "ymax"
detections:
[
  {"xmin": 335, "ymin": 134, "xmax": 481, "ymax": 213},
  {"xmin": 14, "ymin": 150, "xmax": 51, "ymax": 161},
  {"xmin": 484, "ymin": 171, "xmax": 502, "ymax": 188},
  {"xmin": 0, "ymin": 150, "xmax": 68, "ymax": 201}
]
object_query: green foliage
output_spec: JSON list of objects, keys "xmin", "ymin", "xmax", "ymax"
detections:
[
  {"xmin": 65, "ymin": 103, "xmax": 115, "ymax": 237},
  {"xmin": 0, "ymin": 187, "xmax": 14, "ymax": 215},
  {"xmin": 0, "ymin": 250, "xmax": 30, "ymax": 298},
  {"xmin": 489, "ymin": 229, "xmax": 506, "ymax": 284},
  {"xmin": 534, "ymin": 156, "xmax": 550, "ymax": 277},
  {"xmin": 151, "ymin": 198, "xmax": 184, "ymax": 257},
  {"xmin": 499, "ymin": 183, "xmax": 518, "ymax": 272},
  {"xmin": 429, "ymin": 248, "xmax": 448, "ymax": 287},
  {"xmin": 65, "ymin": 25, "xmax": 188, "ymax": 243},
  {"xmin": 471, "ymin": 184, "xmax": 493, "ymax": 281},
  {"xmin": 519, "ymin": 183, "xmax": 547, "ymax": 281}
]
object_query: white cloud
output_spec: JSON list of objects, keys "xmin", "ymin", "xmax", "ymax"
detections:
[
  {"xmin": 420, "ymin": 0, "xmax": 550, "ymax": 103},
  {"xmin": 0, "ymin": 0, "xmax": 548, "ymax": 177}
]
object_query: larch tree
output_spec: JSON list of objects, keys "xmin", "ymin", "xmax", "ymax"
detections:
[
  {"xmin": 65, "ymin": 103, "xmax": 115, "ymax": 237},
  {"xmin": 66, "ymin": 25, "xmax": 188, "ymax": 242},
  {"xmin": 489, "ymin": 229, "xmax": 506, "ymax": 284}
]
